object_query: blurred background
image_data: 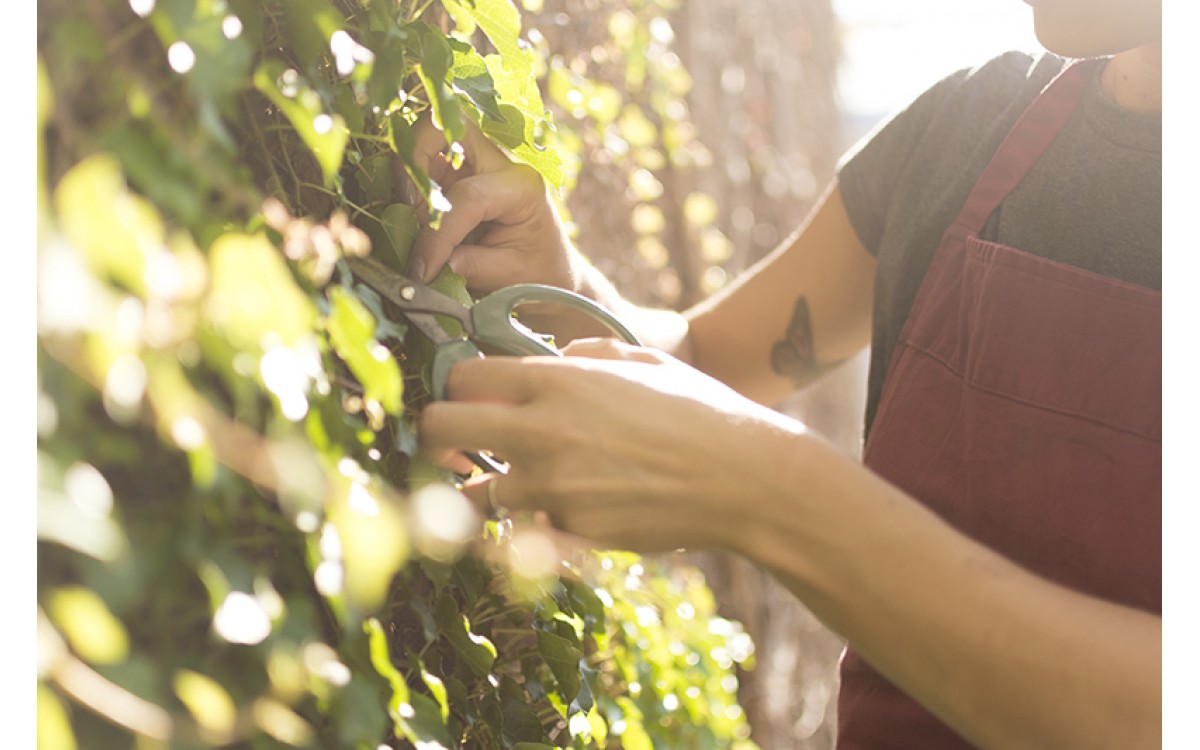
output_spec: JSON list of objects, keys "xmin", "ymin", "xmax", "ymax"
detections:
[{"xmin": 524, "ymin": 0, "xmax": 1037, "ymax": 746}]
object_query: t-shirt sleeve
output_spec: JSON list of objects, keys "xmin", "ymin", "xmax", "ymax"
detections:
[{"xmin": 835, "ymin": 70, "xmax": 968, "ymax": 255}]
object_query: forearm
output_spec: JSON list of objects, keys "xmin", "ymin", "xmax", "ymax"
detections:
[{"xmin": 727, "ymin": 429, "xmax": 1161, "ymax": 749}]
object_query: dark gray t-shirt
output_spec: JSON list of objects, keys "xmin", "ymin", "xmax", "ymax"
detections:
[{"xmin": 837, "ymin": 51, "xmax": 1161, "ymax": 436}]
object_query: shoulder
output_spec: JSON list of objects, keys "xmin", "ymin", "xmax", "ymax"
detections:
[
  {"xmin": 836, "ymin": 50, "xmax": 1065, "ymax": 253},
  {"xmin": 867, "ymin": 50, "xmax": 1067, "ymax": 151},
  {"xmin": 932, "ymin": 50, "xmax": 1066, "ymax": 115}
]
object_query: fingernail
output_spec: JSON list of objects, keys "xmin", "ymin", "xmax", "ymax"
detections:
[{"xmin": 408, "ymin": 258, "xmax": 427, "ymax": 283}]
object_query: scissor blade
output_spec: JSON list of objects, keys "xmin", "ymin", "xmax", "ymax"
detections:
[{"xmin": 345, "ymin": 255, "xmax": 474, "ymax": 332}]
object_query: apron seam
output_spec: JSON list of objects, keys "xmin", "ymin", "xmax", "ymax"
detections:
[{"xmin": 900, "ymin": 339, "xmax": 1161, "ymax": 442}]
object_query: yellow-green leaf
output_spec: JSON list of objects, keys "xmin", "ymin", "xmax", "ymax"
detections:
[
  {"xmin": 45, "ymin": 586, "xmax": 129, "ymax": 665},
  {"xmin": 328, "ymin": 479, "xmax": 409, "ymax": 612},
  {"xmin": 206, "ymin": 232, "xmax": 316, "ymax": 351},
  {"xmin": 254, "ymin": 60, "xmax": 348, "ymax": 185},
  {"xmin": 326, "ymin": 286, "xmax": 403, "ymax": 415},
  {"xmin": 174, "ymin": 670, "xmax": 237, "ymax": 737},
  {"xmin": 37, "ymin": 683, "xmax": 77, "ymax": 750},
  {"xmin": 53, "ymin": 154, "xmax": 163, "ymax": 296}
]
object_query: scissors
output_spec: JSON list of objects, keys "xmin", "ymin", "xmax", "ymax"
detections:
[{"xmin": 344, "ymin": 254, "xmax": 642, "ymax": 474}]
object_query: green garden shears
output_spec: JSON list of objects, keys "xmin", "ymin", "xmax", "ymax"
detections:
[{"xmin": 345, "ymin": 254, "xmax": 642, "ymax": 473}]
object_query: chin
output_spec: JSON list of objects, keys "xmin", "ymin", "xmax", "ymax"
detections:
[{"xmin": 1031, "ymin": 5, "xmax": 1161, "ymax": 58}]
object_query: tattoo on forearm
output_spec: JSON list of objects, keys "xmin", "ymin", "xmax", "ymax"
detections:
[{"xmin": 771, "ymin": 296, "xmax": 822, "ymax": 381}]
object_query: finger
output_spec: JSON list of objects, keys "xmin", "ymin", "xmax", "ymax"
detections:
[
  {"xmin": 408, "ymin": 115, "xmax": 459, "ymax": 179},
  {"xmin": 446, "ymin": 244, "xmax": 532, "ymax": 292},
  {"xmin": 408, "ymin": 170, "xmax": 539, "ymax": 282},
  {"xmin": 561, "ymin": 338, "xmax": 671, "ymax": 364},
  {"xmin": 418, "ymin": 401, "xmax": 522, "ymax": 463},
  {"xmin": 441, "ymin": 354, "xmax": 557, "ymax": 403}
]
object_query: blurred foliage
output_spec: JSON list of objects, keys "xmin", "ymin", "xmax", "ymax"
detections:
[
  {"xmin": 524, "ymin": 0, "xmax": 728, "ymax": 309},
  {"xmin": 37, "ymin": 0, "xmax": 757, "ymax": 748}
]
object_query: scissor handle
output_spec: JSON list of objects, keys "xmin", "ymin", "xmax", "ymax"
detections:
[{"xmin": 469, "ymin": 284, "xmax": 642, "ymax": 356}]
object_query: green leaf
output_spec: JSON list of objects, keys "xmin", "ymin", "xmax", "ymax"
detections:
[
  {"xmin": 53, "ymin": 154, "xmax": 160, "ymax": 296},
  {"xmin": 45, "ymin": 586, "xmax": 129, "ymax": 665},
  {"xmin": 499, "ymin": 677, "xmax": 544, "ymax": 745},
  {"xmin": 409, "ymin": 23, "xmax": 465, "ymax": 146},
  {"xmin": 254, "ymin": 59, "xmax": 348, "ymax": 185},
  {"xmin": 434, "ymin": 594, "xmax": 497, "ymax": 678},
  {"xmin": 453, "ymin": 556, "xmax": 487, "ymax": 607},
  {"xmin": 388, "ymin": 114, "xmax": 439, "ymax": 222},
  {"xmin": 379, "ymin": 203, "xmax": 421, "ymax": 268},
  {"xmin": 280, "ymin": 0, "xmax": 345, "ymax": 72},
  {"xmin": 150, "ymin": 0, "xmax": 255, "ymax": 113},
  {"xmin": 36, "ymin": 683, "xmax": 77, "ymax": 750},
  {"xmin": 350, "ymin": 284, "xmax": 408, "ymax": 342},
  {"xmin": 450, "ymin": 40, "xmax": 504, "ymax": 122},
  {"xmin": 354, "ymin": 151, "xmax": 395, "ymax": 208},
  {"xmin": 442, "ymin": 0, "xmax": 563, "ymax": 186},
  {"xmin": 404, "ymin": 691, "xmax": 455, "ymax": 749},
  {"xmin": 365, "ymin": 618, "xmax": 409, "ymax": 708},
  {"xmin": 569, "ymin": 664, "xmax": 597, "ymax": 716},
  {"xmin": 207, "ymin": 232, "xmax": 318, "ymax": 351},
  {"xmin": 416, "ymin": 658, "xmax": 450, "ymax": 723},
  {"xmin": 564, "ymin": 579, "xmax": 606, "ymax": 630},
  {"xmin": 479, "ymin": 103, "xmax": 527, "ymax": 150},
  {"xmin": 442, "ymin": 0, "xmax": 523, "ymax": 67},
  {"xmin": 536, "ymin": 629, "xmax": 582, "ymax": 704},
  {"xmin": 326, "ymin": 285, "xmax": 404, "ymax": 414},
  {"xmin": 365, "ymin": 32, "xmax": 408, "ymax": 109}
]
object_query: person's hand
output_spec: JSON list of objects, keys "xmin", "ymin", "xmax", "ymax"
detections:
[
  {"xmin": 402, "ymin": 116, "xmax": 577, "ymax": 293},
  {"xmin": 417, "ymin": 338, "xmax": 807, "ymax": 552}
]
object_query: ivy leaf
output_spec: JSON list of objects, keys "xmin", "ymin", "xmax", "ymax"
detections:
[
  {"xmin": 350, "ymin": 284, "xmax": 408, "ymax": 343},
  {"xmin": 408, "ymin": 22, "xmax": 465, "ymax": 147},
  {"xmin": 569, "ymin": 664, "xmax": 597, "ymax": 716},
  {"xmin": 280, "ymin": 0, "xmax": 344, "ymax": 73},
  {"xmin": 365, "ymin": 31, "xmax": 408, "ymax": 109},
  {"xmin": 408, "ymin": 598, "xmax": 440, "ymax": 644},
  {"xmin": 442, "ymin": 0, "xmax": 563, "ymax": 187},
  {"xmin": 441, "ymin": 0, "xmax": 523, "ymax": 68},
  {"xmin": 434, "ymin": 594, "xmax": 497, "ymax": 678},
  {"xmin": 53, "ymin": 154, "xmax": 157, "ymax": 296},
  {"xmin": 479, "ymin": 103, "xmax": 527, "ymax": 150},
  {"xmin": 254, "ymin": 59, "xmax": 348, "ymax": 185},
  {"xmin": 365, "ymin": 618, "xmax": 411, "ymax": 715},
  {"xmin": 452, "ymin": 557, "xmax": 486, "ymax": 607},
  {"xmin": 563, "ymin": 579, "xmax": 606, "ymax": 630},
  {"xmin": 149, "ymin": 0, "xmax": 255, "ymax": 114},
  {"xmin": 354, "ymin": 152, "xmax": 395, "ymax": 209},
  {"xmin": 404, "ymin": 691, "xmax": 455, "ymax": 749},
  {"xmin": 499, "ymin": 677, "xmax": 544, "ymax": 745},
  {"xmin": 449, "ymin": 39, "xmax": 504, "ymax": 122},
  {"xmin": 330, "ymin": 672, "xmax": 391, "ymax": 747},
  {"xmin": 388, "ymin": 114, "xmax": 442, "ymax": 226},
  {"xmin": 207, "ymin": 232, "xmax": 317, "ymax": 351},
  {"xmin": 415, "ymin": 657, "xmax": 450, "ymax": 723},
  {"xmin": 535, "ymin": 630, "xmax": 582, "ymax": 704},
  {"xmin": 326, "ymin": 285, "xmax": 404, "ymax": 415},
  {"xmin": 379, "ymin": 203, "xmax": 421, "ymax": 269}
]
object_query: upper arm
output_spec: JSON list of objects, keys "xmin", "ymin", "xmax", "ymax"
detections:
[{"xmin": 684, "ymin": 179, "xmax": 875, "ymax": 405}]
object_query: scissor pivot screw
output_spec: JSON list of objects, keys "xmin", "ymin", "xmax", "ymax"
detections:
[{"xmin": 399, "ymin": 285, "xmax": 416, "ymax": 301}]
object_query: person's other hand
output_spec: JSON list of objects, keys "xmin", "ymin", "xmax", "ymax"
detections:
[
  {"xmin": 402, "ymin": 116, "xmax": 577, "ymax": 293},
  {"xmin": 418, "ymin": 338, "xmax": 807, "ymax": 552}
]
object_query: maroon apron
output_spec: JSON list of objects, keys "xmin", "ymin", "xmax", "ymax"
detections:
[{"xmin": 837, "ymin": 59, "xmax": 1161, "ymax": 749}]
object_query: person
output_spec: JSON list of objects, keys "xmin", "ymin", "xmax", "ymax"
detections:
[{"xmin": 404, "ymin": 0, "xmax": 1162, "ymax": 746}]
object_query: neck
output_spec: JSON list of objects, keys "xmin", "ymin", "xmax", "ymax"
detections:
[{"xmin": 1101, "ymin": 42, "xmax": 1162, "ymax": 113}]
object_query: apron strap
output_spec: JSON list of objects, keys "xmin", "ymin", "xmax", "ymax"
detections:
[{"xmin": 953, "ymin": 58, "xmax": 1104, "ymax": 234}]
